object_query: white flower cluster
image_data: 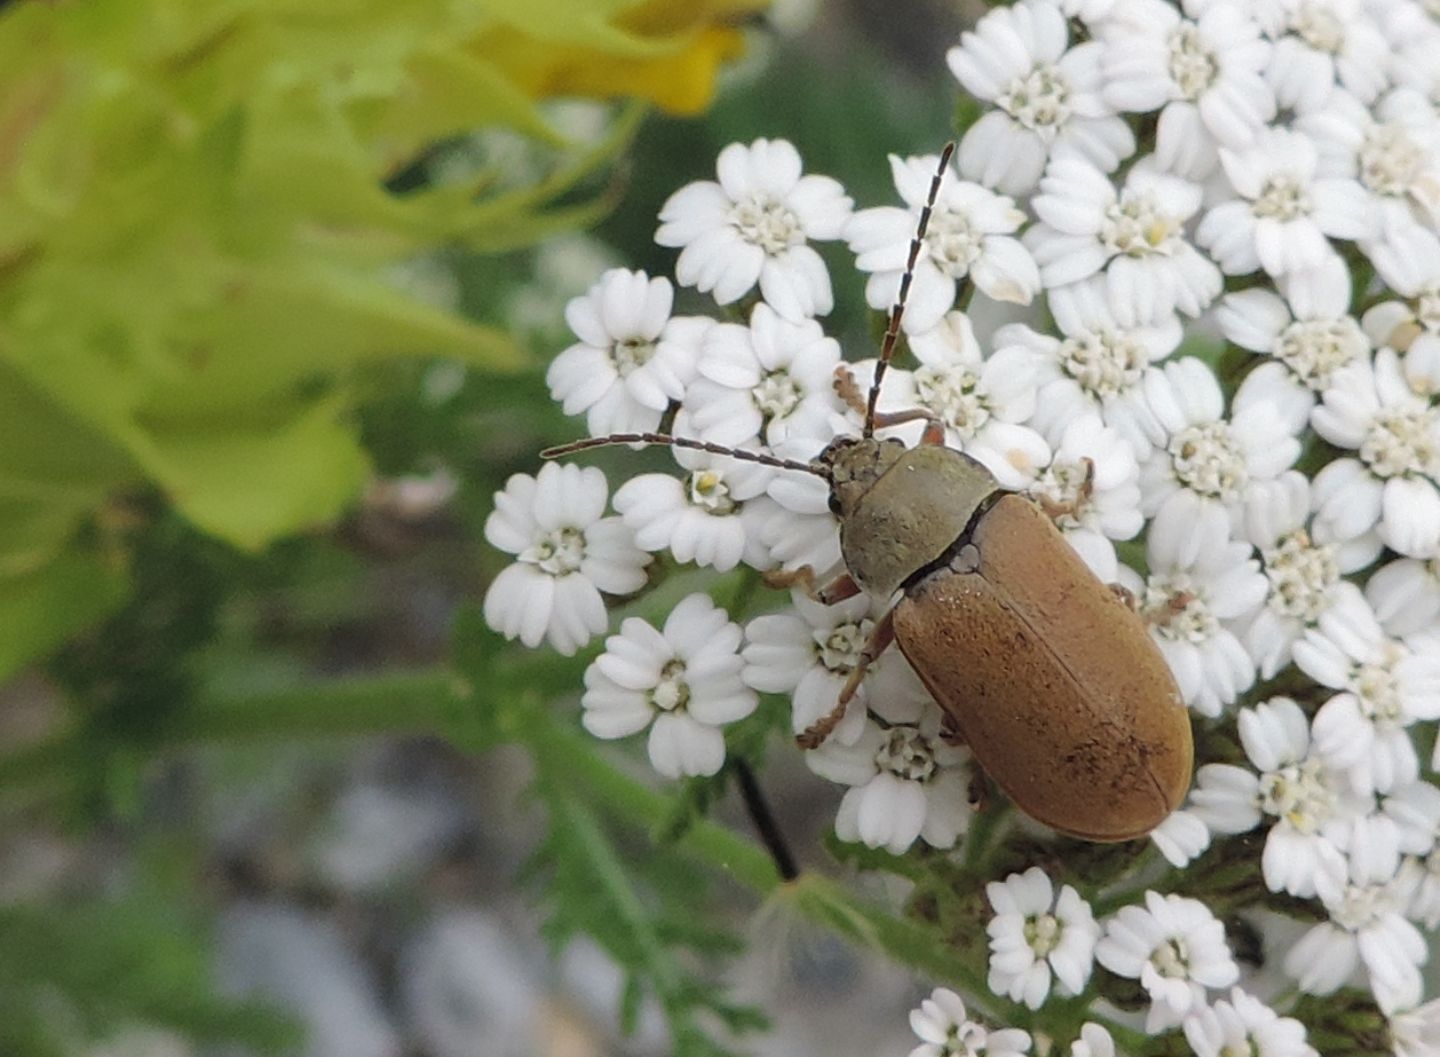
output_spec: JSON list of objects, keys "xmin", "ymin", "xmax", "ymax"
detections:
[{"xmin": 482, "ymin": 0, "xmax": 1440, "ymax": 1046}]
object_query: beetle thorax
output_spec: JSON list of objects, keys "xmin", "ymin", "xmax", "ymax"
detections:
[{"xmin": 823, "ymin": 438, "xmax": 1001, "ymax": 599}]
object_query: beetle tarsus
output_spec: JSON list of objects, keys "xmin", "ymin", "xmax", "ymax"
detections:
[{"xmin": 1108, "ymin": 582, "xmax": 1138, "ymax": 610}]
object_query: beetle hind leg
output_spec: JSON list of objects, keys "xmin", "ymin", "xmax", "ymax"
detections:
[{"xmin": 796, "ymin": 608, "xmax": 896, "ymax": 750}]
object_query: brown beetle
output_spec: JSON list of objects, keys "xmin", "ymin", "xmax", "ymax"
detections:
[{"xmin": 545, "ymin": 144, "xmax": 1193, "ymax": 842}]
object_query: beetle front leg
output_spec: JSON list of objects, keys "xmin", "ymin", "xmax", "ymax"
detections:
[
  {"xmin": 763, "ymin": 565, "xmax": 863, "ymax": 605},
  {"xmin": 796, "ymin": 608, "xmax": 896, "ymax": 750},
  {"xmin": 1033, "ymin": 456, "xmax": 1096, "ymax": 522},
  {"xmin": 834, "ymin": 364, "xmax": 868, "ymax": 417}
]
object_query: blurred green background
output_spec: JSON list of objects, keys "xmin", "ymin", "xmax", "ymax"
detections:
[{"xmin": 0, "ymin": 1, "xmax": 974, "ymax": 1055}]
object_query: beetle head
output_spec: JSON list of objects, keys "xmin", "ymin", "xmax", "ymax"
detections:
[{"xmin": 817, "ymin": 435, "xmax": 907, "ymax": 518}]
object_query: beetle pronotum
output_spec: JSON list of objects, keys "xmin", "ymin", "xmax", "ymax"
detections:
[{"xmin": 544, "ymin": 144, "xmax": 1193, "ymax": 842}]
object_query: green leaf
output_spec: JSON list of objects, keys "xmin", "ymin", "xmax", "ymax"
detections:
[{"xmin": 0, "ymin": 549, "xmax": 130, "ymax": 684}]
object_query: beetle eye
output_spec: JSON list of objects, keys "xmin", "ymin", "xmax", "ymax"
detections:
[{"xmin": 827, "ymin": 493, "xmax": 842, "ymax": 517}]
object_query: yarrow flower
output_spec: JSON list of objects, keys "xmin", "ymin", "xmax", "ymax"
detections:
[
  {"xmin": 947, "ymin": 0, "xmax": 1133, "ymax": 195},
  {"xmin": 1095, "ymin": 891, "xmax": 1241, "ymax": 1033},
  {"xmin": 483, "ymin": 463, "xmax": 649, "ymax": 655},
  {"xmin": 1182, "ymin": 987, "xmax": 1318, "ymax": 1057},
  {"xmin": 655, "ymin": 138, "xmax": 852, "ymax": 320},
  {"xmin": 846, "ymin": 155, "xmax": 1040, "ymax": 334},
  {"xmin": 907, "ymin": 988, "xmax": 1031, "ymax": 1057},
  {"xmin": 581, "ymin": 594, "xmax": 758, "ymax": 778},
  {"xmin": 546, "ymin": 268, "xmax": 708, "ymax": 437},
  {"xmin": 985, "ymin": 867, "xmax": 1100, "ymax": 1009}
]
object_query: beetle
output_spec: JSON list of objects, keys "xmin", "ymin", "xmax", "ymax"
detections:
[{"xmin": 543, "ymin": 143, "xmax": 1193, "ymax": 842}]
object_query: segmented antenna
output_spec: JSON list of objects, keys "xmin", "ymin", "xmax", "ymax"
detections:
[
  {"xmin": 863, "ymin": 141, "xmax": 956, "ymax": 439},
  {"xmin": 541, "ymin": 432, "xmax": 829, "ymax": 479}
]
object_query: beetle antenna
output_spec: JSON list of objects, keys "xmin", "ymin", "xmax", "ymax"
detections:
[
  {"xmin": 541, "ymin": 432, "xmax": 830, "ymax": 479},
  {"xmin": 864, "ymin": 141, "xmax": 955, "ymax": 439}
]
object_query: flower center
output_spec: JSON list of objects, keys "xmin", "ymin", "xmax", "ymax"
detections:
[
  {"xmin": 1294, "ymin": 3, "xmax": 1345, "ymax": 53},
  {"xmin": 996, "ymin": 63, "xmax": 1072, "ymax": 134},
  {"xmin": 875, "ymin": 726, "xmax": 938, "ymax": 783},
  {"xmin": 521, "ymin": 526, "xmax": 586, "ymax": 576},
  {"xmin": 1330, "ymin": 883, "xmax": 1390, "ymax": 932},
  {"xmin": 1360, "ymin": 123, "xmax": 1426, "ymax": 198},
  {"xmin": 1169, "ymin": 421, "xmax": 1248, "ymax": 501},
  {"xmin": 1030, "ymin": 460, "xmax": 1093, "ymax": 531},
  {"xmin": 1151, "ymin": 938, "xmax": 1190, "ymax": 979},
  {"xmin": 1168, "ymin": 22, "xmax": 1218, "ymax": 99},
  {"xmin": 1359, "ymin": 408, "xmax": 1439, "ymax": 478},
  {"xmin": 753, "ymin": 369, "xmax": 802, "ymax": 420},
  {"xmin": 1220, "ymin": 1042, "xmax": 1257, "ymax": 1057},
  {"xmin": 729, "ymin": 193, "xmax": 803, "ymax": 256},
  {"xmin": 686, "ymin": 469, "xmax": 737, "ymax": 515},
  {"xmin": 1102, "ymin": 191, "xmax": 1180, "ymax": 258},
  {"xmin": 1025, "ymin": 913, "xmax": 1062, "ymax": 958},
  {"xmin": 914, "ymin": 364, "xmax": 989, "ymax": 438},
  {"xmin": 925, "ymin": 209, "xmax": 985, "ymax": 277},
  {"xmin": 1252, "ymin": 174, "xmax": 1312, "ymax": 221},
  {"xmin": 647, "ymin": 658, "xmax": 691, "ymax": 712},
  {"xmin": 1263, "ymin": 529, "xmax": 1339, "ymax": 621},
  {"xmin": 1143, "ymin": 573, "xmax": 1218, "ymax": 643},
  {"xmin": 612, "ymin": 337, "xmax": 656, "ymax": 376},
  {"xmin": 1060, "ymin": 329, "xmax": 1148, "ymax": 398},
  {"xmin": 1258, "ymin": 758, "xmax": 1335, "ymax": 833},
  {"xmin": 1274, "ymin": 318, "xmax": 1366, "ymax": 390},
  {"xmin": 946, "ymin": 1021, "xmax": 991, "ymax": 1057},
  {"xmin": 1353, "ymin": 659, "xmax": 1404, "ymax": 728},
  {"xmin": 816, "ymin": 619, "xmax": 872, "ymax": 673}
]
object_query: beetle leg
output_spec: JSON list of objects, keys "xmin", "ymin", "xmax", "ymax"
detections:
[
  {"xmin": 1033, "ymin": 457, "xmax": 1097, "ymax": 523},
  {"xmin": 834, "ymin": 364, "xmax": 868, "ymax": 417},
  {"xmin": 796, "ymin": 608, "xmax": 896, "ymax": 750},
  {"xmin": 1108, "ymin": 582, "xmax": 1138, "ymax": 610},
  {"xmin": 763, "ymin": 566, "xmax": 863, "ymax": 605},
  {"xmin": 967, "ymin": 767, "xmax": 991, "ymax": 813}
]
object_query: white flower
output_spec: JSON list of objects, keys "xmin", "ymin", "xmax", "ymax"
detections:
[
  {"xmin": 1067, "ymin": 1023, "xmax": 1114, "ymax": 1057},
  {"xmin": 1261, "ymin": 0, "xmax": 1390, "ymax": 112},
  {"xmin": 947, "ymin": 0, "xmax": 1134, "ymax": 195},
  {"xmin": 1182, "ymin": 987, "xmax": 1317, "ymax": 1057},
  {"xmin": 1389, "ymin": 997, "xmax": 1440, "ymax": 1057},
  {"xmin": 908, "ymin": 987, "xmax": 1032, "ymax": 1057},
  {"xmin": 612, "ymin": 427, "xmax": 774, "ymax": 573},
  {"xmin": 855, "ymin": 312, "xmax": 1048, "ymax": 488},
  {"xmin": 1293, "ymin": 583, "xmax": 1440, "ymax": 795},
  {"xmin": 1213, "ymin": 256, "xmax": 1369, "ymax": 435},
  {"xmin": 1285, "ymin": 827, "xmax": 1426, "ymax": 1012},
  {"xmin": 1239, "ymin": 472, "xmax": 1358, "ymax": 679},
  {"xmin": 1139, "ymin": 358, "xmax": 1301, "ymax": 542},
  {"xmin": 741, "ymin": 591, "xmax": 932, "ymax": 747},
  {"xmin": 1095, "ymin": 891, "xmax": 1240, "ymax": 1034},
  {"xmin": 1187, "ymin": 696, "xmax": 1362, "ymax": 896},
  {"xmin": 1366, "ymin": 555, "xmax": 1440, "ymax": 638},
  {"xmin": 1310, "ymin": 348, "xmax": 1440, "ymax": 558},
  {"xmin": 683, "ymin": 302, "xmax": 843, "ymax": 447},
  {"xmin": 808, "ymin": 707, "xmax": 973, "ymax": 855},
  {"xmin": 846, "ymin": 155, "xmax": 1039, "ymax": 334},
  {"xmin": 1197, "ymin": 127, "xmax": 1373, "ymax": 279},
  {"xmin": 1101, "ymin": 0, "xmax": 1274, "ymax": 179},
  {"xmin": 1028, "ymin": 152, "xmax": 1221, "ymax": 326},
  {"xmin": 1021, "ymin": 414, "xmax": 1143, "ymax": 580},
  {"xmin": 1121, "ymin": 500, "xmax": 1266, "ymax": 717},
  {"xmin": 580, "ymin": 594, "xmax": 757, "ymax": 779},
  {"xmin": 1000, "ymin": 277, "xmax": 1177, "ymax": 455},
  {"xmin": 483, "ymin": 464, "xmax": 650, "ymax": 656},
  {"xmin": 752, "ymin": 437, "xmax": 844, "ymax": 573},
  {"xmin": 546, "ymin": 269, "xmax": 708, "ymax": 437},
  {"xmin": 655, "ymin": 138, "xmax": 852, "ymax": 320},
  {"xmin": 1300, "ymin": 89, "xmax": 1440, "ymax": 273},
  {"xmin": 985, "ymin": 867, "xmax": 1100, "ymax": 1010},
  {"xmin": 1363, "ymin": 258, "xmax": 1440, "ymax": 397}
]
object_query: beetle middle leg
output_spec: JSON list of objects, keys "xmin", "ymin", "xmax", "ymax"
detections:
[{"xmin": 796, "ymin": 607, "xmax": 896, "ymax": 750}]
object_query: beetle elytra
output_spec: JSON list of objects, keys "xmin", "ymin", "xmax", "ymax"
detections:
[{"xmin": 544, "ymin": 143, "xmax": 1193, "ymax": 842}]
